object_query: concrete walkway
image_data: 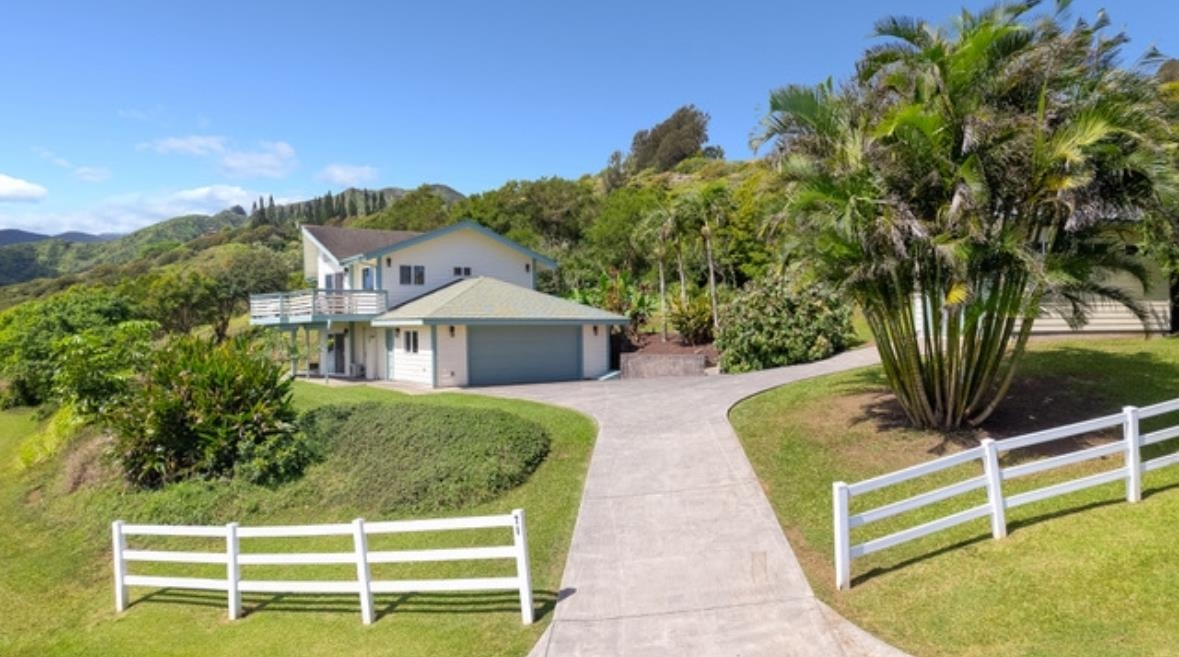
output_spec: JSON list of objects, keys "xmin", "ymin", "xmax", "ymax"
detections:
[{"xmin": 475, "ymin": 348, "xmax": 913, "ymax": 657}]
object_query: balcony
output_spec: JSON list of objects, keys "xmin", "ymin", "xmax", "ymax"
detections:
[{"xmin": 249, "ymin": 289, "xmax": 388, "ymax": 325}]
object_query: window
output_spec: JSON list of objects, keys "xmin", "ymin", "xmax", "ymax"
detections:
[
  {"xmin": 398, "ymin": 265, "xmax": 426, "ymax": 285},
  {"xmin": 403, "ymin": 330, "xmax": 419, "ymax": 353},
  {"xmin": 361, "ymin": 267, "xmax": 374, "ymax": 290},
  {"xmin": 525, "ymin": 263, "xmax": 531, "ymax": 273},
  {"xmin": 453, "ymin": 266, "xmax": 472, "ymax": 277}
]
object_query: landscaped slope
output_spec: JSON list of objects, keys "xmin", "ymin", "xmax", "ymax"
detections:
[
  {"xmin": 1, "ymin": 383, "xmax": 594, "ymax": 657},
  {"xmin": 731, "ymin": 337, "xmax": 1179, "ymax": 657}
]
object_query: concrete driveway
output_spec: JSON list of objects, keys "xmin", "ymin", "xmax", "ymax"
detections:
[{"xmin": 475, "ymin": 348, "xmax": 912, "ymax": 657}]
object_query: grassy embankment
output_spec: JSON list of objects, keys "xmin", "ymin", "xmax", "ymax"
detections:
[{"xmin": 2, "ymin": 382, "xmax": 594, "ymax": 657}]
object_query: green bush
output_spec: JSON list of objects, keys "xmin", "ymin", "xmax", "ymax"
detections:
[
  {"xmin": 668, "ymin": 293, "xmax": 714, "ymax": 345},
  {"xmin": 109, "ymin": 334, "xmax": 304, "ymax": 488},
  {"xmin": 715, "ymin": 275, "xmax": 853, "ymax": 373},
  {"xmin": 300, "ymin": 402, "xmax": 550, "ymax": 513}
]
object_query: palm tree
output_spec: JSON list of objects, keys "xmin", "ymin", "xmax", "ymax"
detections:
[{"xmin": 756, "ymin": 2, "xmax": 1179, "ymax": 429}]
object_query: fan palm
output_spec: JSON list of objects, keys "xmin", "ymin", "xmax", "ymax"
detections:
[{"xmin": 756, "ymin": 1, "xmax": 1179, "ymax": 429}]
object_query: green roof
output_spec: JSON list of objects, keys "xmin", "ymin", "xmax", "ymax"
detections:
[{"xmin": 371, "ymin": 277, "xmax": 629, "ymax": 326}]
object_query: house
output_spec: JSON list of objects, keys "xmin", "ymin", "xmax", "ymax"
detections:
[{"xmin": 249, "ymin": 220, "xmax": 628, "ymax": 387}]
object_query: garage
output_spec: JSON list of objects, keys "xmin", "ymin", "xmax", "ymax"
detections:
[{"xmin": 468, "ymin": 324, "xmax": 581, "ymax": 386}]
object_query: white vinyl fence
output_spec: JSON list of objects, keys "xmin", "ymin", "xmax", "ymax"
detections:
[
  {"xmin": 833, "ymin": 398, "xmax": 1179, "ymax": 589},
  {"xmin": 112, "ymin": 509, "xmax": 534, "ymax": 625}
]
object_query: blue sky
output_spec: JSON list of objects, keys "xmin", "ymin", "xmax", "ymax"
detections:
[{"xmin": 1, "ymin": 0, "xmax": 1176, "ymax": 235}]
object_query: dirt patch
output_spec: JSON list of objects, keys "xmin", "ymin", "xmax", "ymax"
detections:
[
  {"xmin": 60, "ymin": 434, "xmax": 116, "ymax": 493},
  {"xmin": 24, "ymin": 486, "xmax": 43, "ymax": 506},
  {"xmin": 841, "ymin": 374, "xmax": 1120, "ymax": 460},
  {"xmin": 624, "ymin": 333, "xmax": 718, "ymax": 367}
]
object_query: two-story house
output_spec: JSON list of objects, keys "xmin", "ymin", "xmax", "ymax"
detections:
[{"xmin": 250, "ymin": 220, "xmax": 627, "ymax": 387}]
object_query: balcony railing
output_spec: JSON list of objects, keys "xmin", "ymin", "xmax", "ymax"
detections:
[{"xmin": 249, "ymin": 289, "xmax": 387, "ymax": 324}]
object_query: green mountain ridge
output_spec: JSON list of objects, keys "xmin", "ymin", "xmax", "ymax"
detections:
[{"xmin": 0, "ymin": 184, "xmax": 466, "ymax": 290}]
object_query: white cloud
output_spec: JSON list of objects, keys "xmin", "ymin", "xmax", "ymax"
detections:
[
  {"xmin": 0, "ymin": 174, "xmax": 48, "ymax": 202},
  {"xmin": 220, "ymin": 141, "xmax": 297, "ymax": 179},
  {"xmin": 141, "ymin": 137, "xmax": 298, "ymax": 179},
  {"xmin": 0, "ymin": 184, "xmax": 259, "ymax": 235},
  {"xmin": 316, "ymin": 163, "xmax": 378, "ymax": 187},
  {"xmin": 139, "ymin": 135, "xmax": 228, "ymax": 156},
  {"xmin": 32, "ymin": 147, "xmax": 111, "ymax": 183}
]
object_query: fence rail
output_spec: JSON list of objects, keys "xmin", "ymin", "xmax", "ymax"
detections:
[
  {"xmin": 112, "ymin": 510, "xmax": 533, "ymax": 625},
  {"xmin": 833, "ymin": 399, "xmax": 1179, "ymax": 589}
]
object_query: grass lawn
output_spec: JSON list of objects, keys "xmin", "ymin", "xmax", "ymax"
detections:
[
  {"xmin": 1, "ymin": 381, "xmax": 595, "ymax": 657},
  {"xmin": 731, "ymin": 336, "xmax": 1179, "ymax": 657}
]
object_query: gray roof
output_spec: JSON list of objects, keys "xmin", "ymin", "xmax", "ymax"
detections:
[
  {"xmin": 304, "ymin": 224, "xmax": 420, "ymax": 261},
  {"xmin": 372, "ymin": 277, "xmax": 629, "ymax": 326}
]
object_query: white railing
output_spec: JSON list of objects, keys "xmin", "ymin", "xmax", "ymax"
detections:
[
  {"xmin": 833, "ymin": 398, "xmax": 1179, "ymax": 589},
  {"xmin": 112, "ymin": 509, "xmax": 534, "ymax": 625},
  {"xmin": 249, "ymin": 289, "xmax": 387, "ymax": 324}
]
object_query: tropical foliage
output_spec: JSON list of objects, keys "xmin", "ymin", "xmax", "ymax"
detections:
[
  {"xmin": 106, "ymin": 334, "xmax": 302, "ymax": 488},
  {"xmin": 756, "ymin": 2, "xmax": 1179, "ymax": 428},
  {"xmin": 716, "ymin": 275, "xmax": 853, "ymax": 373}
]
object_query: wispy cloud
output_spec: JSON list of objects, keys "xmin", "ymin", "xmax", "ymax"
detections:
[
  {"xmin": 316, "ymin": 163, "xmax": 378, "ymax": 187},
  {"xmin": 141, "ymin": 136, "xmax": 298, "ymax": 179},
  {"xmin": 0, "ymin": 174, "xmax": 48, "ymax": 202},
  {"xmin": 73, "ymin": 166, "xmax": 112, "ymax": 182},
  {"xmin": 33, "ymin": 147, "xmax": 111, "ymax": 182},
  {"xmin": 220, "ymin": 141, "xmax": 297, "ymax": 179},
  {"xmin": 118, "ymin": 105, "xmax": 166, "ymax": 122},
  {"xmin": 138, "ymin": 135, "xmax": 228, "ymax": 156}
]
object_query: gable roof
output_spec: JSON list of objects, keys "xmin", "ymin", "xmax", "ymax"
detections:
[
  {"xmin": 339, "ymin": 219, "xmax": 558, "ymax": 270},
  {"xmin": 371, "ymin": 277, "xmax": 628, "ymax": 326},
  {"xmin": 303, "ymin": 224, "xmax": 420, "ymax": 262}
]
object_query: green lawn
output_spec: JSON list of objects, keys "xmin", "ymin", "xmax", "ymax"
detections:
[
  {"xmin": 731, "ymin": 336, "xmax": 1179, "ymax": 657},
  {"xmin": 2, "ymin": 382, "xmax": 595, "ymax": 657}
]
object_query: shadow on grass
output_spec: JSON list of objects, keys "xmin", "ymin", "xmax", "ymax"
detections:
[{"xmin": 130, "ymin": 587, "xmax": 570, "ymax": 623}]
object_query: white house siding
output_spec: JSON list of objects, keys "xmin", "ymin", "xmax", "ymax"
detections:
[
  {"xmin": 318, "ymin": 252, "xmax": 345, "ymax": 289},
  {"xmin": 913, "ymin": 296, "xmax": 1171, "ymax": 335},
  {"xmin": 379, "ymin": 230, "xmax": 535, "ymax": 308},
  {"xmin": 582, "ymin": 325, "xmax": 610, "ymax": 378},
  {"xmin": 435, "ymin": 325, "xmax": 469, "ymax": 387},
  {"xmin": 392, "ymin": 326, "xmax": 434, "ymax": 385}
]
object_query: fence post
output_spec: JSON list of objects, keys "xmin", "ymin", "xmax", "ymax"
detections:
[
  {"xmin": 512, "ymin": 509, "xmax": 534, "ymax": 625},
  {"xmin": 1124, "ymin": 406, "xmax": 1142, "ymax": 503},
  {"xmin": 832, "ymin": 482, "xmax": 851, "ymax": 590},
  {"xmin": 352, "ymin": 518, "xmax": 374, "ymax": 625},
  {"xmin": 980, "ymin": 439, "xmax": 1008, "ymax": 539},
  {"xmin": 226, "ymin": 522, "xmax": 241, "ymax": 620},
  {"xmin": 112, "ymin": 520, "xmax": 127, "ymax": 613}
]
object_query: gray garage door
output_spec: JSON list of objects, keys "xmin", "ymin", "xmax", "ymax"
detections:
[{"xmin": 468, "ymin": 325, "xmax": 581, "ymax": 386}]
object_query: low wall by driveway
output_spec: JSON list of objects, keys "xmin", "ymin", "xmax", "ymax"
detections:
[{"xmin": 620, "ymin": 353, "xmax": 706, "ymax": 378}]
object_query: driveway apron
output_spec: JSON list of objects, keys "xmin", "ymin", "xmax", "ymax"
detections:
[{"xmin": 475, "ymin": 348, "xmax": 911, "ymax": 657}]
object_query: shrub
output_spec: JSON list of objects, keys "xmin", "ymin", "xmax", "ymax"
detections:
[
  {"xmin": 109, "ymin": 334, "xmax": 304, "ymax": 488},
  {"xmin": 668, "ymin": 293, "xmax": 714, "ymax": 345},
  {"xmin": 300, "ymin": 402, "xmax": 550, "ymax": 513},
  {"xmin": 715, "ymin": 275, "xmax": 853, "ymax": 373}
]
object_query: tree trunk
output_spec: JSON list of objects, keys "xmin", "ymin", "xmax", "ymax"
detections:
[
  {"xmin": 703, "ymin": 227, "xmax": 720, "ymax": 331},
  {"xmin": 676, "ymin": 248, "xmax": 688, "ymax": 305},
  {"xmin": 658, "ymin": 258, "xmax": 668, "ymax": 341}
]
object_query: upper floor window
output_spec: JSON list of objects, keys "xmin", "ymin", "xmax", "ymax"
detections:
[
  {"xmin": 361, "ymin": 267, "xmax": 374, "ymax": 290},
  {"xmin": 453, "ymin": 266, "xmax": 472, "ymax": 277},
  {"xmin": 399, "ymin": 265, "xmax": 425, "ymax": 285},
  {"xmin": 324, "ymin": 272, "xmax": 345, "ymax": 290}
]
